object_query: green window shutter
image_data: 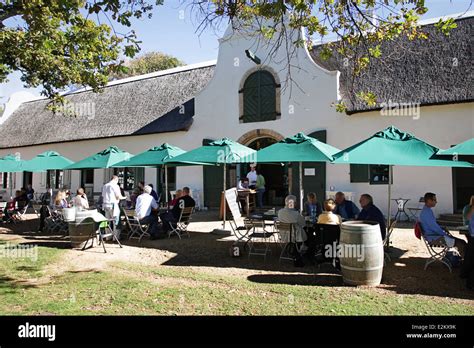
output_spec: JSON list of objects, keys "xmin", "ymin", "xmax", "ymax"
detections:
[
  {"xmin": 242, "ymin": 70, "xmax": 277, "ymax": 123},
  {"xmin": 350, "ymin": 164, "xmax": 369, "ymax": 183}
]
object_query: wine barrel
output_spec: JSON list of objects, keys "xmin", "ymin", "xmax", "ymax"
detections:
[
  {"xmin": 68, "ymin": 220, "xmax": 96, "ymax": 249},
  {"xmin": 339, "ymin": 221, "xmax": 384, "ymax": 286}
]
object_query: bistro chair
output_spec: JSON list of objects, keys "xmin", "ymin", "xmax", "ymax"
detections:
[
  {"xmin": 246, "ymin": 217, "xmax": 275, "ymax": 261},
  {"xmin": 384, "ymin": 219, "xmax": 397, "ymax": 263},
  {"xmin": 313, "ymin": 223, "xmax": 341, "ymax": 270},
  {"xmin": 414, "ymin": 221, "xmax": 452, "ymax": 273},
  {"xmin": 122, "ymin": 208, "xmax": 150, "ymax": 243},
  {"xmin": 275, "ymin": 221, "xmax": 297, "ymax": 263},
  {"xmin": 168, "ymin": 206, "xmax": 194, "ymax": 239}
]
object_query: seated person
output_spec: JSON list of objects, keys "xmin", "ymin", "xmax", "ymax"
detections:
[
  {"xmin": 169, "ymin": 189, "xmax": 183, "ymax": 209},
  {"xmin": 462, "ymin": 195, "xmax": 474, "ymax": 226},
  {"xmin": 419, "ymin": 192, "xmax": 466, "ymax": 258},
  {"xmin": 334, "ymin": 191, "xmax": 360, "ymax": 220},
  {"xmin": 304, "ymin": 192, "xmax": 322, "ymax": 222},
  {"xmin": 160, "ymin": 187, "xmax": 195, "ymax": 235},
  {"xmin": 277, "ymin": 195, "xmax": 307, "ymax": 243},
  {"xmin": 2, "ymin": 191, "xmax": 23, "ymax": 222},
  {"xmin": 357, "ymin": 194, "xmax": 386, "ymax": 240},
  {"xmin": 73, "ymin": 188, "xmax": 89, "ymax": 210},
  {"xmin": 237, "ymin": 177, "xmax": 250, "ymax": 190},
  {"xmin": 135, "ymin": 185, "xmax": 159, "ymax": 239},
  {"xmin": 26, "ymin": 184, "xmax": 35, "ymax": 201},
  {"xmin": 148, "ymin": 184, "xmax": 160, "ymax": 202},
  {"xmin": 317, "ymin": 199, "xmax": 342, "ymax": 225},
  {"xmin": 461, "ymin": 204, "xmax": 474, "ymax": 288},
  {"xmin": 53, "ymin": 190, "xmax": 69, "ymax": 209}
]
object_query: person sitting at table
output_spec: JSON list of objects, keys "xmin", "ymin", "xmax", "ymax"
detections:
[
  {"xmin": 237, "ymin": 177, "xmax": 250, "ymax": 190},
  {"xmin": 317, "ymin": 199, "xmax": 342, "ymax": 225},
  {"xmin": 148, "ymin": 183, "xmax": 160, "ymax": 202},
  {"xmin": 357, "ymin": 194, "xmax": 386, "ymax": 240},
  {"xmin": 73, "ymin": 188, "xmax": 89, "ymax": 210},
  {"xmin": 278, "ymin": 195, "xmax": 308, "ymax": 244},
  {"xmin": 160, "ymin": 187, "xmax": 195, "ymax": 236},
  {"xmin": 135, "ymin": 185, "xmax": 159, "ymax": 239},
  {"xmin": 26, "ymin": 184, "xmax": 35, "ymax": 201},
  {"xmin": 334, "ymin": 192, "xmax": 360, "ymax": 220},
  {"xmin": 246, "ymin": 164, "xmax": 257, "ymax": 189},
  {"xmin": 54, "ymin": 190, "xmax": 69, "ymax": 209},
  {"xmin": 419, "ymin": 192, "xmax": 466, "ymax": 258},
  {"xmin": 304, "ymin": 192, "xmax": 322, "ymax": 222},
  {"xmin": 462, "ymin": 196, "xmax": 474, "ymax": 226},
  {"xmin": 169, "ymin": 189, "xmax": 183, "ymax": 209},
  {"xmin": 2, "ymin": 191, "xmax": 24, "ymax": 222}
]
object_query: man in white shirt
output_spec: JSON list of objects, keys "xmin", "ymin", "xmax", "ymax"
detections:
[
  {"xmin": 135, "ymin": 185, "xmax": 159, "ymax": 238},
  {"xmin": 246, "ymin": 164, "xmax": 257, "ymax": 189},
  {"xmin": 102, "ymin": 175, "xmax": 126, "ymax": 239}
]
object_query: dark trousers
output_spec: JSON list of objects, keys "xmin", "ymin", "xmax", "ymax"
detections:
[
  {"xmin": 139, "ymin": 215, "xmax": 159, "ymax": 237},
  {"xmin": 160, "ymin": 211, "xmax": 177, "ymax": 233}
]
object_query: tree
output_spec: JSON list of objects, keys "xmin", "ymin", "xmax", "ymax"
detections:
[
  {"xmin": 110, "ymin": 51, "xmax": 184, "ymax": 79},
  {"xmin": 0, "ymin": 0, "xmax": 163, "ymax": 105}
]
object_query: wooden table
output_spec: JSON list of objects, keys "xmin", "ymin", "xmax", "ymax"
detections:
[{"xmin": 237, "ymin": 190, "xmax": 256, "ymax": 217}]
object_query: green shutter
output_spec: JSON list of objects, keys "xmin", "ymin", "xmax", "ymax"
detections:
[
  {"xmin": 350, "ymin": 164, "xmax": 369, "ymax": 183},
  {"xmin": 242, "ymin": 70, "xmax": 277, "ymax": 123}
]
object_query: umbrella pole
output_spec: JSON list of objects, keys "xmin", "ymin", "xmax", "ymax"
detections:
[
  {"xmin": 223, "ymin": 164, "xmax": 226, "ymax": 229},
  {"xmin": 387, "ymin": 165, "xmax": 393, "ymax": 247},
  {"xmin": 164, "ymin": 164, "xmax": 169, "ymax": 204},
  {"xmin": 9, "ymin": 173, "xmax": 13, "ymax": 199},
  {"xmin": 299, "ymin": 162, "xmax": 303, "ymax": 213}
]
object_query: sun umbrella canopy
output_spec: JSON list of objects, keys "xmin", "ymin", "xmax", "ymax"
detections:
[
  {"xmin": 0, "ymin": 154, "xmax": 25, "ymax": 172},
  {"xmin": 437, "ymin": 138, "xmax": 474, "ymax": 156},
  {"xmin": 166, "ymin": 138, "xmax": 256, "ymax": 165},
  {"xmin": 22, "ymin": 151, "xmax": 74, "ymax": 172},
  {"xmin": 66, "ymin": 146, "xmax": 133, "ymax": 169},
  {"xmin": 255, "ymin": 132, "xmax": 341, "ymax": 163},
  {"xmin": 332, "ymin": 126, "xmax": 473, "ymax": 167},
  {"xmin": 112, "ymin": 143, "xmax": 188, "ymax": 167}
]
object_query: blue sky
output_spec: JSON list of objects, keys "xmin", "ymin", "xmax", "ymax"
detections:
[{"xmin": 1, "ymin": 0, "xmax": 472, "ymax": 104}]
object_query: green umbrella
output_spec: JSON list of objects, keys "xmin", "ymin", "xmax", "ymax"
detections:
[
  {"xmin": 437, "ymin": 138, "xmax": 474, "ymax": 156},
  {"xmin": 332, "ymin": 126, "xmax": 473, "ymax": 245},
  {"xmin": 0, "ymin": 154, "xmax": 26, "ymax": 197},
  {"xmin": 22, "ymin": 151, "xmax": 74, "ymax": 172},
  {"xmin": 66, "ymin": 146, "xmax": 133, "ymax": 170},
  {"xmin": 256, "ymin": 132, "xmax": 341, "ymax": 211},
  {"xmin": 167, "ymin": 138, "xmax": 256, "ymax": 228},
  {"xmin": 112, "ymin": 143, "xmax": 187, "ymax": 203}
]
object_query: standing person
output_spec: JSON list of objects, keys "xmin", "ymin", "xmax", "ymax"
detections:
[
  {"xmin": 334, "ymin": 192, "xmax": 360, "ymax": 220},
  {"xmin": 256, "ymin": 171, "xmax": 265, "ymax": 208},
  {"xmin": 419, "ymin": 192, "xmax": 466, "ymax": 258},
  {"xmin": 135, "ymin": 185, "xmax": 159, "ymax": 239},
  {"xmin": 246, "ymin": 164, "xmax": 257, "ymax": 189},
  {"xmin": 304, "ymin": 192, "xmax": 322, "ymax": 223},
  {"xmin": 357, "ymin": 194, "xmax": 386, "ymax": 240},
  {"xmin": 102, "ymin": 175, "xmax": 126, "ymax": 240}
]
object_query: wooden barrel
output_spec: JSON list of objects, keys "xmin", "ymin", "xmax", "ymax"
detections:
[
  {"xmin": 339, "ymin": 221, "xmax": 384, "ymax": 286},
  {"xmin": 68, "ymin": 221, "xmax": 96, "ymax": 249}
]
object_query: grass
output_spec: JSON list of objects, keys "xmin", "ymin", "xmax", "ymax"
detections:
[{"xmin": 0, "ymin": 244, "xmax": 472, "ymax": 315}]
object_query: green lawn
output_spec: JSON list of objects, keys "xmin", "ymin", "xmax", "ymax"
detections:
[{"xmin": 0, "ymin": 243, "xmax": 472, "ymax": 315}]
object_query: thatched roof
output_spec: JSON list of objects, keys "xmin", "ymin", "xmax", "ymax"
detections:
[
  {"xmin": 0, "ymin": 62, "xmax": 215, "ymax": 149},
  {"xmin": 310, "ymin": 14, "xmax": 474, "ymax": 114}
]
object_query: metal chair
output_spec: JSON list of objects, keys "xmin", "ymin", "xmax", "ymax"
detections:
[
  {"xmin": 275, "ymin": 221, "xmax": 297, "ymax": 263},
  {"xmin": 122, "ymin": 209, "xmax": 150, "ymax": 243},
  {"xmin": 246, "ymin": 217, "xmax": 275, "ymax": 261},
  {"xmin": 415, "ymin": 221, "xmax": 452, "ymax": 273},
  {"xmin": 313, "ymin": 223, "xmax": 341, "ymax": 269},
  {"xmin": 168, "ymin": 207, "xmax": 194, "ymax": 239},
  {"xmin": 384, "ymin": 220, "xmax": 397, "ymax": 263},
  {"xmin": 44, "ymin": 206, "xmax": 68, "ymax": 234},
  {"xmin": 15, "ymin": 201, "xmax": 29, "ymax": 221}
]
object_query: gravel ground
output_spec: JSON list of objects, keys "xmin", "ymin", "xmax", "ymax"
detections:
[{"xmin": 1, "ymin": 211, "xmax": 473, "ymax": 305}]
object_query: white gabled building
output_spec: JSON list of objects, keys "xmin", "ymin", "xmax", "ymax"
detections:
[{"xmin": 0, "ymin": 13, "xmax": 472, "ymax": 216}]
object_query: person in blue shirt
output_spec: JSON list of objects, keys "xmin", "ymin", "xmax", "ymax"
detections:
[
  {"xmin": 357, "ymin": 194, "xmax": 386, "ymax": 240},
  {"xmin": 334, "ymin": 192, "xmax": 360, "ymax": 220},
  {"xmin": 419, "ymin": 192, "xmax": 466, "ymax": 258},
  {"xmin": 304, "ymin": 192, "xmax": 322, "ymax": 223}
]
